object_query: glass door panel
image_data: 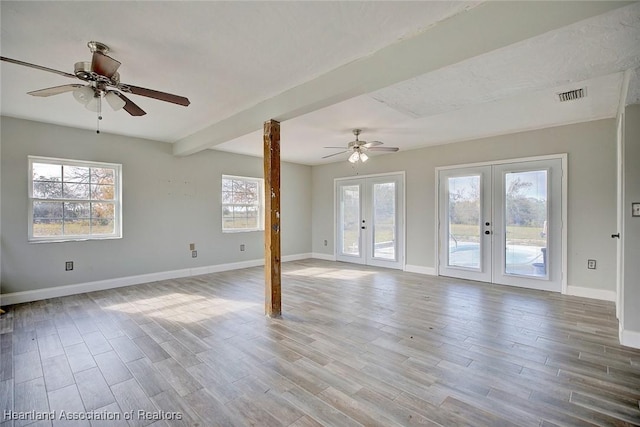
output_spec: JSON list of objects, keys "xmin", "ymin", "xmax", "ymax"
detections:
[
  {"xmin": 339, "ymin": 184, "xmax": 361, "ymax": 258},
  {"xmin": 447, "ymin": 175, "xmax": 481, "ymax": 269},
  {"xmin": 504, "ymin": 170, "xmax": 548, "ymax": 277},
  {"xmin": 373, "ymin": 182, "xmax": 396, "ymax": 261}
]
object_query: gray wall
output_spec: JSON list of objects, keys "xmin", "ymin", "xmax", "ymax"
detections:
[
  {"xmin": 0, "ymin": 115, "xmax": 620, "ymax": 299},
  {"xmin": 312, "ymin": 119, "xmax": 618, "ymax": 292},
  {"xmin": 0, "ymin": 116, "xmax": 312, "ymax": 294},
  {"xmin": 623, "ymin": 105, "xmax": 640, "ymax": 334}
]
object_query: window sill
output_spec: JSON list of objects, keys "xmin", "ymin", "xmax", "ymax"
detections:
[{"xmin": 29, "ymin": 235, "xmax": 123, "ymax": 244}]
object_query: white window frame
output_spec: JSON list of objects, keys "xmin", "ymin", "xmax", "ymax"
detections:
[
  {"xmin": 221, "ymin": 174, "xmax": 264, "ymax": 233},
  {"xmin": 28, "ymin": 156, "xmax": 123, "ymax": 243}
]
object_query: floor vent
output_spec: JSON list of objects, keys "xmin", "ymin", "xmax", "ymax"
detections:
[{"xmin": 558, "ymin": 88, "xmax": 586, "ymax": 102}]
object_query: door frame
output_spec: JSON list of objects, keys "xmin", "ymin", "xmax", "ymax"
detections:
[
  {"xmin": 435, "ymin": 154, "xmax": 568, "ymax": 294},
  {"xmin": 334, "ymin": 171, "xmax": 406, "ymax": 270}
]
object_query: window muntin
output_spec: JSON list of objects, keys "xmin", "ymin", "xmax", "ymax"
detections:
[
  {"xmin": 29, "ymin": 156, "xmax": 122, "ymax": 242},
  {"xmin": 222, "ymin": 175, "xmax": 264, "ymax": 232}
]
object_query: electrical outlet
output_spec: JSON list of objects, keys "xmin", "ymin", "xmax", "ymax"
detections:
[
  {"xmin": 324, "ymin": 240, "xmax": 328, "ymax": 246},
  {"xmin": 191, "ymin": 250, "xmax": 197, "ymax": 258},
  {"xmin": 240, "ymin": 244, "xmax": 245, "ymax": 252},
  {"xmin": 587, "ymin": 259, "xmax": 596, "ymax": 269},
  {"xmin": 189, "ymin": 243, "xmax": 195, "ymax": 251},
  {"xmin": 65, "ymin": 261, "xmax": 74, "ymax": 271}
]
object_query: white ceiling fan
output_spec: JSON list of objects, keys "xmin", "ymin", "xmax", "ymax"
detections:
[
  {"xmin": 1, "ymin": 41, "xmax": 190, "ymax": 132},
  {"xmin": 323, "ymin": 129, "xmax": 399, "ymax": 163}
]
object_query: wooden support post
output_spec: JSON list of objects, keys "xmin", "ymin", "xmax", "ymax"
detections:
[{"xmin": 264, "ymin": 119, "xmax": 281, "ymax": 318}]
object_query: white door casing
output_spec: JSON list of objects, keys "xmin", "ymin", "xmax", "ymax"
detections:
[
  {"xmin": 336, "ymin": 173, "xmax": 405, "ymax": 270},
  {"xmin": 437, "ymin": 156, "xmax": 566, "ymax": 293}
]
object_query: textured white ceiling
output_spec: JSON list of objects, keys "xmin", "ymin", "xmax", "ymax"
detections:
[
  {"xmin": 0, "ymin": 1, "xmax": 476, "ymax": 142},
  {"xmin": 370, "ymin": 4, "xmax": 640, "ymax": 118},
  {"xmin": 1, "ymin": 1, "xmax": 638, "ymax": 165},
  {"xmin": 215, "ymin": 72, "xmax": 625, "ymax": 164},
  {"xmin": 215, "ymin": 2, "xmax": 640, "ymax": 165}
]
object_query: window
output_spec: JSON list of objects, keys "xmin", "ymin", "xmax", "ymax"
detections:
[
  {"xmin": 28, "ymin": 156, "xmax": 122, "ymax": 242},
  {"xmin": 222, "ymin": 175, "xmax": 264, "ymax": 232}
]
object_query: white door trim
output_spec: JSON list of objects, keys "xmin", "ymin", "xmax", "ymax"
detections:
[
  {"xmin": 435, "ymin": 154, "xmax": 568, "ymax": 294},
  {"xmin": 615, "ymin": 70, "xmax": 630, "ymax": 326},
  {"xmin": 334, "ymin": 171, "xmax": 406, "ymax": 270},
  {"xmin": 435, "ymin": 153, "xmax": 568, "ymax": 171},
  {"xmin": 437, "ymin": 166, "xmax": 492, "ymax": 282}
]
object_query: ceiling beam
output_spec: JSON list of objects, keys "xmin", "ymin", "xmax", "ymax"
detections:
[{"xmin": 173, "ymin": 1, "xmax": 631, "ymax": 156}]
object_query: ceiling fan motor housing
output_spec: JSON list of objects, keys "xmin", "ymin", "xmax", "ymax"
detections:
[
  {"xmin": 74, "ymin": 61, "xmax": 93, "ymax": 80},
  {"xmin": 74, "ymin": 61, "xmax": 120, "ymax": 87}
]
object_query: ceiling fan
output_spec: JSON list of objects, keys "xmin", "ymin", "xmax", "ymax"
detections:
[
  {"xmin": 1, "ymin": 41, "xmax": 190, "ymax": 131},
  {"xmin": 323, "ymin": 129, "xmax": 399, "ymax": 163}
]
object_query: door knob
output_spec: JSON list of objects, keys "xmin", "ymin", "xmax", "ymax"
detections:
[
  {"xmin": 485, "ymin": 230, "xmax": 491, "ymax": 235},
  {"xmin": 611, "ymin": 233, "xmax": 620, "ymax": 239},
  {"xmin": 361, "ymin": 226, "xmax": 366, "ymax": 230}
]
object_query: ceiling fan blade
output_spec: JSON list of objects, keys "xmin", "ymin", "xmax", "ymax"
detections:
[
  {"xmin": 362, "ymin": 141, "xmax": 383, "ymax": 148},
  {"xmin": 323, "ymin": 146, "xmax": 349, "ymax": 149},
  {"xmin": 322, "ymin": 150, "xmax": 349, "ymax": 159},
  {"xmin": 124, "ymin": 85, "xmax": 190, "ymax": 106},
  {"xmin": 27, "ymin": 84, "xmax": 84, "ymax": 97},
  {"xmin": 1, "ymin": 56, "xmax": 76, "ymax": 79},
  {"xmin": 115, "ymin": 92, "xmax": 147, "ymax": 116},
  {"xmin": 368, "ymin": 147, "xmax": 399, "ymax": 152},
  {"xmin": 91, "ymin": 52, "xmax": 121, "ymax": 78}
]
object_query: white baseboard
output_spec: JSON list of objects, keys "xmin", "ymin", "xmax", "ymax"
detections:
[
  {"xmin": 565, "ymin": 285, "xmax": 616, "ymax": 302},
  {"xmin": 311, "ymin": 252, "xmax": 336, "ymax": 261},
  {"xmin": 404, "ymin": 264, "xmax": 437, "ymax": 276},
  {"xmin": 620, "ymin": 328, "xmax": 640, "ymax": 349},
  {"xmin": 0, "ymin": 253, "xmax": 313, "ymax": 306},
  {"xmin": 1, "ymin": 269, "xmax": 189, "ymax": 306},
  {"xmin": 283, "ymin": 253, "xmax": 313, "ymax": 262}
]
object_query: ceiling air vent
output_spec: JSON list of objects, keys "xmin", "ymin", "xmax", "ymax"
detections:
[{"xmin": 557, "ymin": 87, "xmax": 586, "ymax": 102}]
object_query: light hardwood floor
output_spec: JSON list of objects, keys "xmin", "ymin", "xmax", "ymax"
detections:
[{"xmin": 1, "ymin": 259, "xmax": 639, "ymax": 427}]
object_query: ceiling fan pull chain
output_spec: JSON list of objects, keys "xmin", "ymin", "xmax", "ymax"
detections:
[{"xmin": 96, "ymin": 95, "xmax": 102, "ymax": 134}]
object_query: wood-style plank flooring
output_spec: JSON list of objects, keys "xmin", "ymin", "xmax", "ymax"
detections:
[{"xmin": 1, "ymin": 259, "xmax": 639, "ymax": 426}]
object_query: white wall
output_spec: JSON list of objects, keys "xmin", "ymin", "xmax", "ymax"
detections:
[
  {"xmin": 312, "ymin": 119, "xmax": 618, "ymax": 294},
  {"xmin": 622, "ymin": 104, "xmax": 640, "ymax": 345},
  {"xmin": 0, "ymin": 117, "xmax": 2, "ymax": 289},
  {"xmin": 0, "ymin": 116, "xmax": 312, "ymax": 295}
]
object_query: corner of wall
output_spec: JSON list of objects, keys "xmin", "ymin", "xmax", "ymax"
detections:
[{"xmin": 620, "ymin": 328, "xmax": 640, "ymax": 349}]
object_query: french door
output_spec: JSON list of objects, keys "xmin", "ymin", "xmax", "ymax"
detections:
[
  {"xmin": 438, "ymin": 158, "xmax": 564, "ymax": 292},
  {"xmin": 336, "ymin": 174, "xmax": 404, "ymax": 269}
]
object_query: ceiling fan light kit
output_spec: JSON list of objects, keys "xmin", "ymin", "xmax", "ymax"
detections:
[
  {"xmin": 348, "ymin": 150, "xmax": 368, "ymax": 163},
  {"xmin": 72, "ymin": 85, "xmax": 94, "ymax": 105},
  {"xmin": 84, "ymin": 94, "xmax": 101, "ymax": 113},
  {"xmin": 1, "ymin": 40, "xmax": 190, "ymax": 133},
  {"xmin": 323, "ymin": 129, "xmax": 399, "ymax": 163},
  {"xmin": 105, "ymin": 91, "xmax": 126, "ymax": 111}
]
